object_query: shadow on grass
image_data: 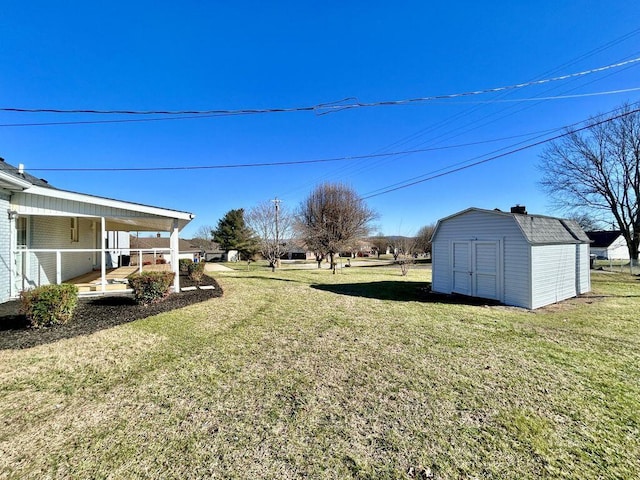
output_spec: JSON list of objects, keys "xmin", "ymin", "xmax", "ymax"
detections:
[
  {"xmin": 223, "ymin": 275, "xmax": 308, "ymax": 284},
  {"xmin": 310, "ymin": 281, "xmax": 501, "ymax": 306}
]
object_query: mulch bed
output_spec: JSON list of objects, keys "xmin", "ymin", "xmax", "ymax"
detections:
[{"xmin": 0, "ymin": 274, "xmax": 222, "ymax": 350}]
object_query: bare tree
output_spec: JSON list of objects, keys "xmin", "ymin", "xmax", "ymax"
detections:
[
  {"xmin": 567, "ymin": 213, "xmax": 603, "ymax": 232},
  {"xmin": 539, "ymin": 104, "xmax": 640, "ymax": 265},
  {"xmin": 370, "ymin": 233, "xmax": 389, "ymax": 258},
  {"xmin": 190, "ymin": 224, "xmax": 215, "ymax": 250},
  {"xmin": 246, "ymin": 199, "xmax": 293, "ymax": 272},
  {"xmin": 296, "ymin": 182, "xmax": 376, "ymax": 273},
  {"xmin": 415, "ymin": 223, "xmax": 436, "ymax": 257},
  {"xmin": 388, "ymin": 236, "xmax": 410, "ymax": 261},
  {"xmin": 395, "ymin": 236, "xmax": 417, "ymax": 276}
]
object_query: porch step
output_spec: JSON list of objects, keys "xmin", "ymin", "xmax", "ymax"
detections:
[{"xmin": 76, "ymin": 283, "xmax": 132, "ymax": 293}]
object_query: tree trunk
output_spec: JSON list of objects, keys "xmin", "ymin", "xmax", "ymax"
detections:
[
  {"xmin": 623, "ymin": 231, "xmax": 639, "ymax": 267},
  {"xmin": 629, "ymin": 242, "xmax": 639, "ymax": 267},
  {"xmin": 330, "ymin": 252, "xmax": 336, "ymax": 274}
]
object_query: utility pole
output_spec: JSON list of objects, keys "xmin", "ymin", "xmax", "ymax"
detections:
[{"xmin": 272, "ymin": 197, "xmax": 281, "ymax": 268}]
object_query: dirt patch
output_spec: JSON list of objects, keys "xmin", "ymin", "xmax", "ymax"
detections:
[
  {"xmin": 532, "ymin": 292, "xmax": 605, "ymax": 313},
  {"xmin": 0, "ymin": 275, "xmax": 222, "ymax": 350}
]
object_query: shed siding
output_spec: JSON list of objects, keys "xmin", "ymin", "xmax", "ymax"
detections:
[
  {"xmin": 576, "ymin": 243, "xmax": 591, "ymax": 294},
  {"xmin": 0, "ymin": 192, "xmax": 11, "ymax": 302},
  {"xmin": 530, "ymin": 245, "xmax": 577, "ymax": 309},
  {"xmin": 432, "ymin": 210, "xmax": 531, "ymax": 308}
]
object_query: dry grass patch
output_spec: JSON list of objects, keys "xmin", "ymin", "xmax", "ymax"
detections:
[{"xmin": 1, "ymin": 269, "xmax": 639, "ymax": 478}]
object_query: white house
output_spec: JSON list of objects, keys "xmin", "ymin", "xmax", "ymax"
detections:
[
  {"xmin": 431, "ymin": 207, "xmax": 591, "ymax": 309},
  {"xmin": 0, "ymin": 159, "xmax": 194, "ymax": 302},
  {"xmin": 586, "ymin": 230, "xmax": 629, "ymax": 260}
]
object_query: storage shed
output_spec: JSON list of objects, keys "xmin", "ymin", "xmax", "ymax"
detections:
[{"xmin": 431, "ymin": 207, "xmax": 591, "ymax": 309}]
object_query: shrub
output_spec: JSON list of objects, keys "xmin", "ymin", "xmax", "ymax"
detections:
[
  {"xmin": 128, "ymin": 271, "xmax": 175, "ymax": 305},
  {"xmin": 20, "ymin": 284, "xmax": 79, "ymax": 328},
  {"xmin": 179, "ymin": 258, "xmax": 194, "ymax": 273},
  {"xmin": 187, "ymin": 261, "xmax": 206, "ymax": 284}
]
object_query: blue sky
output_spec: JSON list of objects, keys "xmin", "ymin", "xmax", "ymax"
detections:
[{"xmin": 1, "ymin": 2, "xmax": 639, "ymax": 238}]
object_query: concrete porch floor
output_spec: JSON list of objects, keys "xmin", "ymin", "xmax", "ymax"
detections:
[{"xmin": 69, "ymin": 264, "xmax": 171, "ymax": 293}]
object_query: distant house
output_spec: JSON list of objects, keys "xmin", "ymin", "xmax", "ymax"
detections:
[
  {"xmin": 431, "ymin": 206, "xmax": 591, "ymax": 309},
  {"xmin": 586, "ymin": 230, "xmax": 629, "ymax": 260},
  {"xmin": 0, "ymin": 158, "xmax": 193, "ymax": 302},
  {"xmin": 279, "ymin": 239, "xmax": 312, "ymax": 260},
  {"xmin": 130, "ymin": 235, "xmax": 203, "ymax": 264}
]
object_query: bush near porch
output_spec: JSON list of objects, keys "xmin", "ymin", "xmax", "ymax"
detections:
[
  {"xmin": 19, "ymin": 283, "xmax": 79, "ymax": 328},
  {"xmin": 128, "ymin": 271, "xmax": 175, "ymax": 305}
]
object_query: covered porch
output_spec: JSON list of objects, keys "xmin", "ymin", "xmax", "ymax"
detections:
[{"xmin": 9, "ymin": 185, "xmax": 193, "ymax": 299}]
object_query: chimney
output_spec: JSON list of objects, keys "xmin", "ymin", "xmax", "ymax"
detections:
[
  {"xmin": 18, "ymin": 164, "xmax": 24, "ymax": 174},
  {"xmin": 510, "ymin": 205, "xmax": 527, "ymax": 215}
]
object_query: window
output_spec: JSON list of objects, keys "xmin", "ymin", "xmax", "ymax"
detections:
[
  {"xmin": 16, "ymin": 217, "xmax": 27, "ymax": 247},
  {"xmin": 70, "ymin": 217, "xmax": 79, "ymax": 242}
]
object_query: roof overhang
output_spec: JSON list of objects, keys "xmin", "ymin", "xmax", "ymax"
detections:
[
  {"xmin": 12, "ymin": 185, "xmax": 194, "ymax": 231},
  {"xmin": 0, "ymin": 170, "xmax": 32, "ymax": 192}
]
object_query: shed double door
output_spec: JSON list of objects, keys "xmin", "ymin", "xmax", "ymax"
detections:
[{"xmin": 452, "ymin": 240, "xmax": 502, "ymax": 300}]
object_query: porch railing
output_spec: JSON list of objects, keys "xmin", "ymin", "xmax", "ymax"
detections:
[{"xmin": 11, "ymin": 248, "xmax": 176, "ymax": 296}]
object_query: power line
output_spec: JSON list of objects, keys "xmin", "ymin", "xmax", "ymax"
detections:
[
  {"xmin": 2, "ymin": 57, "xmax": 638, "ymax": 119},
  {"xmin": 361, "ymin": 105, "xmax": 640, "ymax": 199},
  {"xmin": 343, "ymin": 53, "xmax": 640, "ymax": 186},
  {"xmin": 3, "ymin": 86, "xmax": 638, "ymax": 128},
  {"xmin": 22, "ymin": 129, "xmax": 564, "ymax": 172},
  {"xmin": 280, "ymin": 32, "xmax": 640, "ymax": 197},
  {"xmin": 431, "ymin": 87, "xmax": 640, "ymax": 104}
]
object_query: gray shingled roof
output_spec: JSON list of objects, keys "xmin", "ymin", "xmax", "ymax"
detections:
[
  {"xmin": 512, "ymin": 214, "xmax": 590, "ymax": 245},
  {"xmin": 0, "ymin": 157, "xmax": 55, "ymax": 189},
  {"xmin": 435, "ymin": 207, "xmax": 591, "ymax": 245}
]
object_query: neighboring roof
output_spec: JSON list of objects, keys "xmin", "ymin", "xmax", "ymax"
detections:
[
  {"xmin": 434, "ymin": 207, "xmax": 590, "ymax": 245},
  {"xmin": 585, "ymin": 230, "xmax": 623, "ymax": 248},
  {"xmin": 130, "ymin": 236, "xmax": 201, "ymax": 251}
]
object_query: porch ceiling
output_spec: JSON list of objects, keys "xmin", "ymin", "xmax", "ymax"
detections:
[{"xmin": 105, "ymin": 217, "xmax": 189, "ymax": 232}]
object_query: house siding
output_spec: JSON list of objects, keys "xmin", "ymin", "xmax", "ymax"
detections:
[
  {"xmin": 589, "ymin": 233, "xmax": 629, "ymax": 260},
  {"xmin": 530, "ymin": 244, "xmax": 577, "ymax": 309},
  {"xmin": 27, "ymin": 216, "xmax": 96, "ymax": 286},
  {"xmin": 0, "ymin": 192, "xmax": 11, "ymax": 303},
  {"xmin": 432, "ymin": 210, "xmax": 531, "ymax": 309}
]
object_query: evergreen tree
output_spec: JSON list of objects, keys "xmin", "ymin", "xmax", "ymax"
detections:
[{"xmin": 211, "ymin": 209, "xmax": 257, "ymax": 260}]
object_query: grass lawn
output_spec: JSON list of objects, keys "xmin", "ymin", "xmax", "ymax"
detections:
[{"xmin": 1, "ymin": 268, "xmax": 639, "ymax": 479}]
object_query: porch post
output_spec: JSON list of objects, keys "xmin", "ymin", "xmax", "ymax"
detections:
[
  {"xmin": 101, "ymin": 217, "xmax": 106, "ymax": 292},
  {"xmin": 170, "ymin": 219, "xmax": 180, "ymax": 292},
  {"xmin": 56, "ymin": 251, "xmax": 62, "ymax": 284},
  {"xmin": 9, "ymin": 214, "xmax": 16, "ymax": 298}
]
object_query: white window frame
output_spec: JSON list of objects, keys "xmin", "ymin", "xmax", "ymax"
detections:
[{"xmin": 70, "ymin": 217, "xmax": 79, "ymax": 242}]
